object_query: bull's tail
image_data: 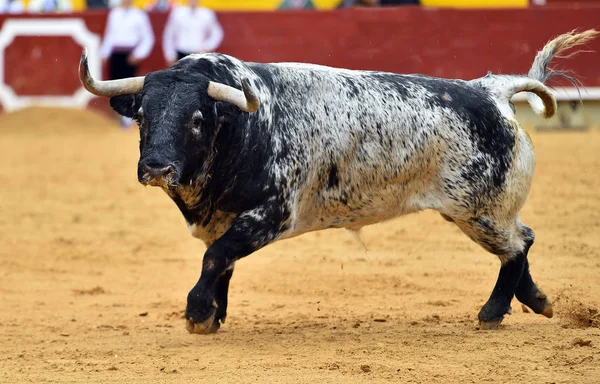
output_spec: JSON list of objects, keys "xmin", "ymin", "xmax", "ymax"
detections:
[
  {"xmin": 473, "ymin": 29, "xmax": 599, "ymax": 119},
  {"xmin": 525, "ymin": 28, "xmax": 599, "ymax": 118},
  {"xmin": 527, "ymin": 29, "xmax": 598, "ymax": 85}
]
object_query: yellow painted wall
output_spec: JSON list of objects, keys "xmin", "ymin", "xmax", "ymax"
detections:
[
  {"xmin": 52, "ymin": 0, "xmax": 343, "ymax": 11},
  {"xmin": 157, "ymin": 0, "xmax": 344, "ymax": 10},
  {"xmin": 311, "ymin": 0, "xmax": 344, "ymax": 9},
  {"xmin": 21, "ymin": 0, "xmax": 87, "ymax": 11},
  {"xmin": 190, "ymin": 0, "xmax": 281, "ymax": 10},
  {"xmin": 421, "ymin": 0, "xmax": 528, "ymax": 7},
  {"xmin": 22, "ymin": 0, "xmax": 528, "ymax": 13},
  {"xmin": 73, "ymin": 0, "xmax": 86, "ymax": 10}
]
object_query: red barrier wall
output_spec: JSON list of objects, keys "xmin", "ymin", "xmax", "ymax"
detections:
[{"xmin": 1, "ymin": 6, "xmax": 599, "ymax": 114}]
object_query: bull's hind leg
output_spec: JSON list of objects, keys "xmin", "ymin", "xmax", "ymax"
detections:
[
  {"xmin": 515, "ymin": 257, "xmax": 553, "ymax": 318},
  {"xmin": 454, "ymin": 217, "xmax": 550, "ymax": 329}
]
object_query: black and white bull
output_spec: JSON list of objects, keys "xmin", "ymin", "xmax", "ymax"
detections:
[{"xmin": 79, "ymin": 29, "xmax": 597, "ymax": 334}]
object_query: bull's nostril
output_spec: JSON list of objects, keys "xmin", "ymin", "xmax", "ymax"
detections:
[{"xmin": 145, "ymin": 165, "xmax": 173, "ymax": 178}]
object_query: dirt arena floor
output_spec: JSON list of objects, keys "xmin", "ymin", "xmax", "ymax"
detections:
[{"xmin": 0, "ymin": 107, "xmax": 599, "ymax": 383}]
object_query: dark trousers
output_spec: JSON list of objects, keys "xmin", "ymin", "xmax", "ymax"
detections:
[
  {"xmin": 109, "ymin": 51, "xmax": 137, "ymax": 80},
  {"xmin": 379, "ymin": 0, "xmax": 420, "ymax": 4}
]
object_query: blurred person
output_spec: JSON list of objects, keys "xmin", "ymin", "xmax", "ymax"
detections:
[
  {"xmin": 279, "ymin": 0, "xmax": 315, "ymax": 8},
  {"xmin": 28, "ymin": 0, "xmax": 72, "ymax": 12},
  {"xmin": 378, "ymin": 0, "xmax": 419, "ymax": 5},
  {"xmin": 340, "ymin": 0, "xmax": 379, "ymax": 6},
  {"xmin": 86, "ymin": 0, "xmax": 109, "ymax": 9},
  {"xmin": 100, "ymin": 0, "xmax": 155, "ymax": 128},
  {"xmin": 341, "ymin": 0, "xmax": 419, "ymax": 5},
  {"xmin": 0, "ymin": 0, "xmax": 25, "ymax": 13},
  {"xmin": 162, "ymin": 0, "xmax": 223, "ymax": 67},
  {"xmin": 145, "ymin": 0, "xmax": 176, "ymax": 12}
]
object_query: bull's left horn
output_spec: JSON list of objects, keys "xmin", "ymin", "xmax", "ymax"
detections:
[
  {"xmin": 78, "ymin": 48, "xmax": 145, "ymax": 97},
  {"xmin": 207, "ymin": 78, "xmax": 260, "ymax": 112}
]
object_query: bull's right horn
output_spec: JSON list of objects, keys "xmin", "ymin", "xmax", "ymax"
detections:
[
  {"xmin": 207, "ymin": 78, "xmax": 260, "ymax": 112},
  {"xmin": 79, "ymin": 48, "xmax": 145, "ymax": 97}
]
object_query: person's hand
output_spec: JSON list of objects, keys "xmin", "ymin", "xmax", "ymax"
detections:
[{"xmin": 127, "ymin": 54, "xmax": 141, "ymax": 65}]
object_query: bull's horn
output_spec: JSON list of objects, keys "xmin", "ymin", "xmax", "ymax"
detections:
[
  {"xmin": 78, "ymin": 48, "xmax": 145, "ymax": 97},
  {"xmin": 207, "ymin": 78, "xmax": 260, "ymax": 112}
]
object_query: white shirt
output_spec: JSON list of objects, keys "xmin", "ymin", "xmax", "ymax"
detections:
[
  {"xmin": 100, "ymin": 6, "xmax": 155, "ymax": 60},
  {"xmin": 162, "ymin": 6, "xmax": 224, "ymax": 62}
]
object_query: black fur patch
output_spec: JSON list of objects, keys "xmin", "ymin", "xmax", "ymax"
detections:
[{"xmin": 328, "ymin": 164, "xmax": 339, "ymax": 189}]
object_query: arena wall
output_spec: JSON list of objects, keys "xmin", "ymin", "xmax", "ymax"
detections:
[{"xmin": 1, "ymin": 5, "xmax": 599, "ymax": 128}]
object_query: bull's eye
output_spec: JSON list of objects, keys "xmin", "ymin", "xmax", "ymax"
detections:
[{"xmin": 192, "ymin": 111, "xmax": 203, "ymax": 127}]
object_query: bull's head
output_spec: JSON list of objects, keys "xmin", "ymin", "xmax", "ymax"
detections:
[{"xmin": 78, "ymin": 49, "xmax": 259, "ymax": 191}]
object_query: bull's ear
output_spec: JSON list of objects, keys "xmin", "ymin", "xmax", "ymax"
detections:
[
  {"xmin": 109, "ymin": 94, "xmax": 141, "ymax": 118},
  {"xmin": 213, "ymin": 101, "xmax": 242, "ymax": 124}
]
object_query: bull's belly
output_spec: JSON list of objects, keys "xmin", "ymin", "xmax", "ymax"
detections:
[{"xmin": 290, "ymin": 181, "xmax": 443, "ymax": 235}]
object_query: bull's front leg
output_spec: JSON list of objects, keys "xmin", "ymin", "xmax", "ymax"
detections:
[
  {"xmin": 212, "ymin": 265, "xmax": 234, "ymax": 326},
  {"xmin": 185, "ymin": 207, "xmax": 287, "ymax": 334}
]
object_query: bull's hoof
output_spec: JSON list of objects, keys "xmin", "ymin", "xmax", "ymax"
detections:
[
  {"xmin": 518, "ymin": 289, "xmax": 553, "ymax": 319},
  {"xmin": 540, "ymin": 296, "xmax": 554, "ymax": 319},
  {"xmin": 534, "ymin": 290, "xmax": 554, "ymax": 318},
  {"xmin": 477, "ymin": 302, "xmax": 512, "ymax": 330},
  {"xmin": 185, "ymin": 299, "xmax": 220, "ymax": 335},
  {"xmin": 478, "ymin": 318, "xmax": 504, "ymax": 330},
  {"xmin": 185, "ymin": 315, "xmax": 219, "ymax": 335}
]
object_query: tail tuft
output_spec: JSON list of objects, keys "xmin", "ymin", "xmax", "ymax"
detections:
[
  {"xmin": 527, "ymin": 29, "xmax": 600, "ymax": 117},
  {"xmin": 528, "ymin": 29, "xmax": 599, "ymax": 82}
]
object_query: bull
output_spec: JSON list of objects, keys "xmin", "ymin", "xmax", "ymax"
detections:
[{"xmin": 79, "ymin": 29, "xmax": 598, "ymax": 334}]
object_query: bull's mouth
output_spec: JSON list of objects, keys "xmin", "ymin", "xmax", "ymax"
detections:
[
  {"xmin": 140, "ymin": 168, "xmax": 179, "ymax": 189},
  {"xmin": 142, "ymin": 176, "xmax": 177, "ymax": 189}
]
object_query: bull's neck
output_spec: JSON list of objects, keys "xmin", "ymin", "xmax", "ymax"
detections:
[{"xmin": 170, "ymin": 114, "xmax": 273, "ymax": 227}]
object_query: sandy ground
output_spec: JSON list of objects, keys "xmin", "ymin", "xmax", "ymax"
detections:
[{"xmin": 0, "ymin": 107, "xmax": 599, "ymax": 383}]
